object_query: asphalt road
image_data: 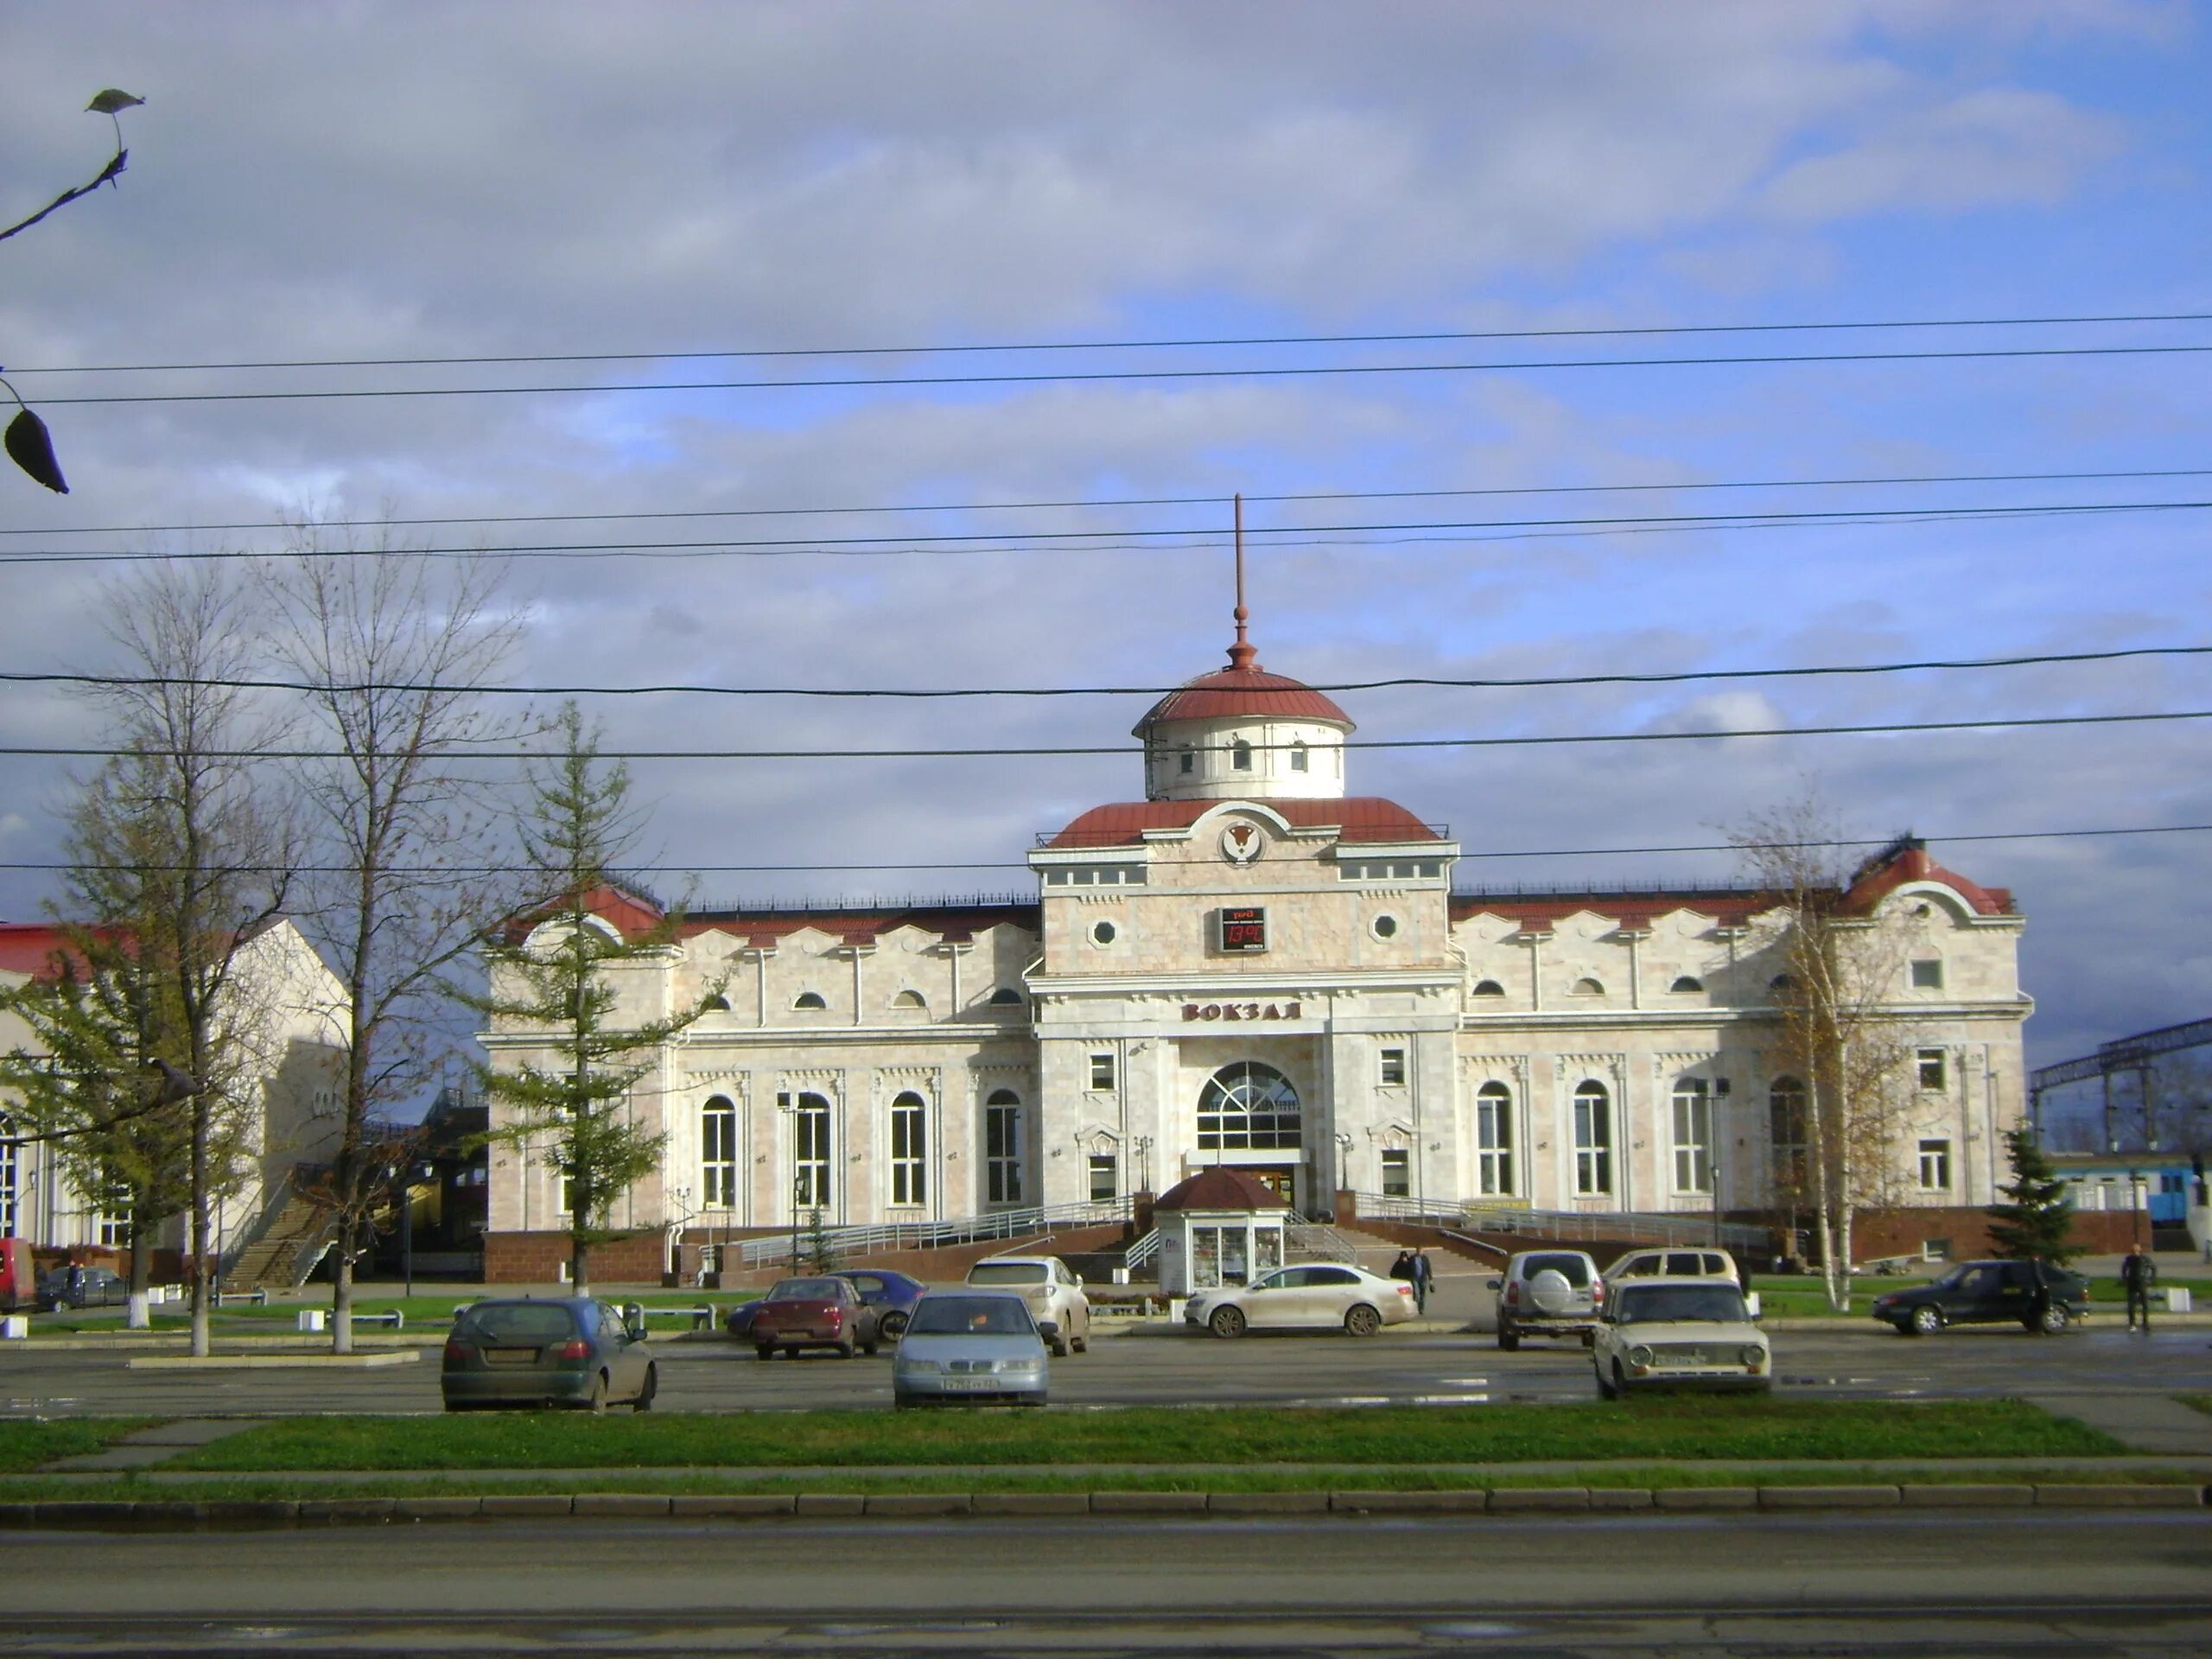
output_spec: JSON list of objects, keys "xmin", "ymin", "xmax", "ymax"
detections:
[
  {"xmin": 4, "ymin": 1319, "xmax": 2206, "ymax": 1415},
  {"xmin": 0, "ymin": 1510, "xmax": 2205, "ymax": 1655}
]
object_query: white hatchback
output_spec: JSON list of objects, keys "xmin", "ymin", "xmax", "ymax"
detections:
[
  {"xmin": 1185, "ymin": 1262, "xmax": 1417, "ymax": 1338},
  {"xmin": 964, "ymin": 1255, "xmax": 1091, "ymax": 1356}
]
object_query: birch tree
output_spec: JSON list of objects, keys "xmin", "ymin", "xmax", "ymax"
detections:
[
  {"xmin": 270, "ymin": 532, "xmax": 523, "ymax": 1352},
  {"xmin": 1735, "ymin": 791, "xmax": 1920, "ymax": 1313},
  {"xmin": 470, "ymin": 704, "xmax": 723, "ymax": 1294}
]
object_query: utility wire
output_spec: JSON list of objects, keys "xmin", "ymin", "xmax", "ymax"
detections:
[
  {"xmin": 25, "ymin": 340, "xmax": 2212, "ymax": 407},
  {"xmin": 0, "ymin": 823, "xmax": 2202, "ymax": 879},
  {"xmin": 8, "ymin": 466, "xmax": 2209, "ymax": 540},
  {"xmin": 3, "ymin": 496, "xmax": 2208, "ymax": 566},
  {"xmin": 1, "ymin": 708, "xmax": 2207, "ymax": 763},
  {"xmin": 4, "ymin": 642, "xmax": 2204, "ymax": 703},
  {"xmin": 8, "ymin": 307, "xmax": 2209, "ymax": 378}
]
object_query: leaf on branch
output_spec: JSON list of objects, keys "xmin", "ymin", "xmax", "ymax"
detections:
[
  {"xmin": 86, "ymin": 89, "xmax": 146, "ymax": 114},
  {"xmin": 6, "ymin": 408, "xmax": 69, "ymax": 493}
]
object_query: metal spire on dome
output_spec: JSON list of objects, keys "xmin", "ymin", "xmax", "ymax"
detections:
[{"xmin": 1227, "ymin": 492, "xmax": 1258, "ymax": 671}]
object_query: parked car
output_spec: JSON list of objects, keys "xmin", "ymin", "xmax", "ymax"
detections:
[
  {"xmin": 1184, "ymin": 1262, "xmax": 1415, "ymax": 1338},
  {"xmin": 1592, "ymin": 1277, "xmax": 1771, "ymax": 1398},
  {"xmin": 1488, "ymin": 1249, "xmax": 1605, "ymax": 1350},
  {"xmin": 440, "ymin": 1296, "xmax": 657, "ymax": 1413},
  {"xmin": 35, "ymin": 1264, "xmax": 129, "ymax": 1312},
  {"xmin": 1603, "ymin": 1247, "xmax": 1740, "ymax": 1285},
  {"xmin": 1870, "ymin": 1258, "xmax": 2089, "ymax": 1336},
  {"xmin": 963, "ymin": 1255, "xmax": 1090, "ymax": 1356},
  {"xmin": 891, "ymin": 1289, "xmax": 1049, "ymax": 1408},
  {"xmin": 722, "ymin": 1268, "xmax": 927, "ymax": 1340},
  {"xmin": 751, "ymin": 1274, "xmax": 882, "ymax": 1359}
]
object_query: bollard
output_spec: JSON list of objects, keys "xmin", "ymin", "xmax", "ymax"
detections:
[
  {"xmin": 348, "ymin": 1310, "xmax": 406, "ymax": 1331},
  {"xmin": 1, "ymin": 1315, "xmax": 28, "ymax": 1340},
  {"xmin": 296, "ymin": 1308, "xmax": 327, "ymax": 1333},
  {"xmin": 2168, "ymin": 1286, "xmax": 2194, "ymax": 1314}
]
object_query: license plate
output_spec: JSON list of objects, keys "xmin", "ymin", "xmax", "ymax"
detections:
[
  {"xmin": 940, "ymin": 1376, "xmax": 995, "ymax": 1391},
  {"xmin": 483, "ymin": 1348, "xmax": 541, "ymax": 1367}
]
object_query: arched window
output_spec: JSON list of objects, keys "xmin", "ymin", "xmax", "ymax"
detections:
[
  {"xmin": 701, "ymin": 993, "xmax": 731, "ymax": 1013},
  {"xmin": 701, "ymin": 1096, "xmax": 737, "ymax": 1208},
  {"xmin": 984, "ymin": 1088, "xmax": 1023, "ymax": 1204},
  {"xmin": 1289, "ymin": 739, "xmax": 1309, "ymax": 773},
  {"xmin": 1571, "ymin": 976, "xmax": 1605, "ymax": 996},
  {"xmin": 1198, "ymin": 1061, "xmax": 1300, "ymax": 1150},
  {"xmin": 791, "ymin": 1091, "xmax": 832, "ymax": 1209},
  {"xmin": 1769, "ymin": 973, "xmax": 1795, "ymax": 994},
  {"xmin": 891, "ymin": 988, "xmax": 926, "ymax": 1011},
  {"xmin": 1669, "ymin": 976, "xmax": 1703, "ymax": 994},
  {"xmin": 1231, "ymin": 738, "xmax": 1253, "ymax": 772},
  {"xmin": 1177, "ymin": 746, "xmax": 1194, "ymax": 775},
  {"xmin": 1471, "ymin": 979, "xmax": 1506, "ymax": 997},
  {"xmin": 1475, "ymin": 1081, "xmax": 1514, "ymax": 1196},
  {"xmin": 791, "ymin": 990, "xmax": 827, "ymax": 1011},
  {"xmin": 1770, "ymin": 1077, "xmax": 1808, "ymax": 1198},
  {"xmin": 889, "ymin": 1090, "xmax": 926, "ymax": 1206},
  {"xmin": 1572, "ymin": 1081, "xmax": 1612, "ymax": 1196},
  {"xmin": 988, "ymin": 985, "xmax": 1025, "ymax": 1007}
]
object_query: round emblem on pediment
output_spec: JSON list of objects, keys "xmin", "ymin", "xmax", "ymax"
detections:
[{"xmin": 1220, "ymin": 822, "xmax": 1263, "ymax": 866}]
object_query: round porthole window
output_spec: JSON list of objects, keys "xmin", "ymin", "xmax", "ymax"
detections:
[
  {"xmin": 1090, "ymin": 919, "xmax": 1118, "ymax": 946},
  {"xmin": 1373, "ymin": 914, "xmax": 1399, "ymax": 939}
]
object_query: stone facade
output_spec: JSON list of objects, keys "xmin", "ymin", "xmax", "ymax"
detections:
[{"xmin": 478, "ymin": 632, "xmax": 2031, "ymax": 1279}]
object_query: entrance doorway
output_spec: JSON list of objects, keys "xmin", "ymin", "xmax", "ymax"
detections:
[{"xmin": 1224, "ymin": 1164, "xmax": 1299, "ymax": 1210}]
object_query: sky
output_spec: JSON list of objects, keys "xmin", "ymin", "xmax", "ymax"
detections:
[{"xmin": 3, "ymin": 1, "xmax": 2209, "ymax": 1074}]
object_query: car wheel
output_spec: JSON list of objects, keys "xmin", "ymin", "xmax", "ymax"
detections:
[
  {"xmin": 1497, "ymin": 1321, "xmax": 1519, "ymax": 1351},
  {"xmin": 1596, "ymin": 1360, "xmax": 1621, "ymax": 1400},
  {"xmin": 880, "ymin": 1310, "xmax": 909, "ymax": 1339},
  {"xmin": 754, "ymin": 1343, "xmax": 774, "ymax": 1362},
  {"xmin": 1050, "ymin": 1332, "xmax": 1071, "ymax": 1357},
  {"xmin": 1909, "ymin": 1304, "xmax": 1943, "ymax": 1337},
  {"xmin": 837, "ymin": 1337, "xmax": 856, "ymax": 1358},
  {"xmin": 2037, "ymin": 1303, "xmax": 2071, "ymax": 1334},
  {"xmin": 1209, "ymin": 1305, "xmax": 1247, "ymax": 1339},
  {"xmin": 1071, "ymin": 1327, "xmax": 1089, "ymax": 1353},
  {"xmin": 585, "ymin": 1373, "xmax": 608, "ymax": 1414},
  {"xmin": 861, "ymin": 1337, "xmax": 880, "ymax": 1357},
  {"xmin": 632, "ymin": 1364, "xmax": 658, "ymax": 1413},
  {"xmin": 1344, "ymin": 1305, "xmax": 1382, "ymax": 1338}
]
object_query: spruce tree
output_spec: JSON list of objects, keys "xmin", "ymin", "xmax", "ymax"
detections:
[{"xmin": 1986, "ymin": 1125, "xmax": 2079, "ymax": 1264}]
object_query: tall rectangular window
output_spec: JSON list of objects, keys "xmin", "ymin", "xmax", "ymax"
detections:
[
  {"xmin": 1916, "ymin": 1048, "xmax": 1948, "ymax": 1091},
  {"xmin": 889, "ymin": 1093, "xmax": 926, "ymax": 1206},
  {"xmin": 1671, "ymin": 1079, "xmax": 1712, "ymax": 1194},
  {"xmin": 0, "ymin": 1117, "xmax": 16, "ymax": 1235},
  {"xmin": 1378, "ymin": 1046, "xmax": 1406, "ymax": 1087},
  {"xmin": 1088, "ymin": 1154, "xmax": 1116, "ymax": 1202},
  {"xmin": 1089, "ymin": 1052, "xmax": 1116, "ymax": 1091},
  {"xmin": 1573, "ymin": 1082, "xmax": 1612, "ymax": 1196},
  {"xmin": 791, "ymin": 1093, "xmax": 832, "ymax": 1210},
  {"xmin": 984, "ymin": 1091, "xmax": 1023, "ymax": 1205},
  {"xmin": 701, "ymin": 1096, "xmax": 737, "ymax": 1208},
  {"xmin": 1917, "ymin": 1138, "xmax": 1952, "ymax": 1192},
  {"xmin": 1475, "ymin": 1083, "xmax": 1515, "ymax": 1196},
  {"xmin": 1380, "ymin": 1147, "xmax": 1410, "ymax": 1197}
]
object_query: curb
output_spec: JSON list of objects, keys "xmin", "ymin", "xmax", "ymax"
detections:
[{"xmin": 0, "ymin": 1483, "xmax": 2202, "ymax": 1531}]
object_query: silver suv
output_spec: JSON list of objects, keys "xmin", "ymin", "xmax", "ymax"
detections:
[
  {"xmin": 1488, "ymin": 1249, "xmax": 1604, "ymax": 1351},
  {"xmin": 964, "ymin": 1255, "xmax": 1091, "ymax": 1356}
]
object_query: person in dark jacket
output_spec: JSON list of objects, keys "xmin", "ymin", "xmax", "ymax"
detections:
[
  {"xmin": 2120, "ymin": 1245, "xmax": 2158, "ymax": 1332},
  {"xmin": 1388, "ymin": 1249, "xmax": 1414, "ymax": 1284},
  {"xmin": 1408, "ymin": 1249, "xmax": 1435, "ymax": 1314}
]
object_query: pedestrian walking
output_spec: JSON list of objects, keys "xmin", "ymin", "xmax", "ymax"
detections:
[
  {"xmin": 1409, "ymin": 1249, "xmax": 1435, "ymax": 1314},
  {"xmin": 2120, "ymin": 1243, "xmax": 2158, "ymax": 1332},
  {"xmin": 1388, "ymin": 1249, "xmax": 1414, "ymax": 1284}
]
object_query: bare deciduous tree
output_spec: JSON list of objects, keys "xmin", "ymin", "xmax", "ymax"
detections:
[{"xmin": 270, "ymin": 531, "xmax": 524, "ymax": 1353}]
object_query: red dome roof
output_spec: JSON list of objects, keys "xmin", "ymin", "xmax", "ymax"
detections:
[
  {"xmin": 1133, "ymin": 666, "xmax": 1352, "ymax": 735},
  {"xmin": 1047, "ymin": 797, "xmax": 1440, "ymax": 848}
]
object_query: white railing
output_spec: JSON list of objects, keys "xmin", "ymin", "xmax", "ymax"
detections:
[
  {"xmin": 1353, "ymin": 1193, "xmax": 1765, "ymax": 1250},
  {"xmin": 1122, "ymin": 1228, "xmax": 1164, "ymax": 1267},
  {"xmin": 1285, "ymin": 1222, "xmax": 1360, "ymax": 1262},
  {"xmin": 732, "ymin": 1195, "xmax": 1135, "ymax": 1269}
]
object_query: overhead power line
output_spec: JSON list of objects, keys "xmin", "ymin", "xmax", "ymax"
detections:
[
  {"xmin": 2, "ymin": 708, "xmax": 2207, "ymax": 764},
  {"xmin": 5, "ymin": 642, "xmax": 2205, "ymax": 703},
  {"xmin": 0, "ymin": 822, "xmax": 2202, "ymax": 879},
  {"xmin": 3, "ymin": 496, "xmax": 2208, "ymax": 566},
  {"xmin": 23, "ymin": 340, "xmax": 2212, "ymax": 408},
  {"xmin": 7, "ymin": 465, "xmax": 2209, "ymax": 540},
  {"xmin": 8, "ymin": 307, "xmax": 2208, "ymax": 378}
]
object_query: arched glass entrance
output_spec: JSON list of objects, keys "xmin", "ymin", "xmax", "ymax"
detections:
[{"xmin": 1198, "ymin": 1062, "xmax": 1301, "ymax": 1150}]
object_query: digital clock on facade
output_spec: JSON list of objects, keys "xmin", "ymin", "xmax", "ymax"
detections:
[{"xmin": 1217, "ymin": 906, "xmax": 1268, "ymax": 953}]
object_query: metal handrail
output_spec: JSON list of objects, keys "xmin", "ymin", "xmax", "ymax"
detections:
[
  {"xmin": 1285, "ymin": 1222, "xmax": 1360, "ymax": 1262},
  {"xmin": 733, "ymin": 1195, "xmax": 1135, "ymax": 1268},
  {"xmin": 1122, "ymin": 1229, "xmax": 1163, "ymax": 1266},
  {"xmin": 1352, "ymin": 1193, "xmax": 1765, "ymax": 1250}
]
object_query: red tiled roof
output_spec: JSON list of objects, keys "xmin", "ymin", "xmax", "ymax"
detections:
[
  {"xmin": 672, "ymin": 904, "xmax": 1040, "ymax": 946},
  {"xmin": 1134, "ymin": 666, "xmax": 1352, "ymax": 734},
  {"xmin": 0, "ymin": 923, "xmax": 78, "ymax": 979},
  {"xmin": 1048, "ymin": 797, "xmax": 1441, "ymax": 849},
  {"xmin": 1843, "ymin": 842, "xmax": 2013, "ymax": 917},
  {"xmin": 1449, "ymin": 892, "xmax": 1771, "ymax": 931},
  {"xmin": 1154, "ymin": 1166, "xmax": 1292, "ymax": 1211}
]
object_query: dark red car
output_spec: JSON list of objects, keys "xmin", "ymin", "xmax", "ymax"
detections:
[{"xmin": 751, "ymin": 1274, "xmax": 882, "ymax": 1360}]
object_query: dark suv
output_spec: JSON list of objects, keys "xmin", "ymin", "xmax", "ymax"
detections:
[{"xmin": 1871, "ymin": 1258, "xmax": 2089, "ymax": 1336}]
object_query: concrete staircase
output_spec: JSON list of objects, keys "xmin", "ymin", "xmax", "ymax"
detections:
[{"xmin": 225, "ymin": 1186, "xmax": 337, "ymax": 1290}]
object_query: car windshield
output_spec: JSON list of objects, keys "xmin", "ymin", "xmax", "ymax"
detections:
[
  {"xmin": 1616, "ymin": 1285, "xmax": 1748, "ymax": 1324},
  {"xmin": 456, "ymin": 1304, "xmax": 578, "ymax": 1343},
  {"xmin": 767, "ymin": 1278, "xmax": 843, "ymax": 1300},
  {"xmin": 1930, "ymin": 1265, "xmax": 1969, "ymax": 1290},
  {"xmin": 968, "ymin": 1262, "xmax": 1049, "ymax": 1285},
  {"xmin": 908, "ymin": 1296, "xmax": 1036, "ymax": 1336},
  {"xmin": 1522, "ymin": 1254, "xmax": 1591, "ymax": 1286}
]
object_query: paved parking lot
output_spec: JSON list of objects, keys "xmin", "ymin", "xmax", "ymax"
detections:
[{"xmin": 3, "ymin": 1319, "xmax": 2205, "ymax": 1416}]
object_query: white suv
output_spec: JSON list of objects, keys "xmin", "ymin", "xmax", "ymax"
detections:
[
  {"xmin": 1488, "ymin": 1249, "xmax": 1604, "ymax": 1350},
  {"xmin": 964, "ymin": 1255, "xmax": 1091, "ymax": 1356}
]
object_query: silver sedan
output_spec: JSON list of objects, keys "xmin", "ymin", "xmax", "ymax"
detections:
[
  {"xmin": 1185, "ymin": 1263, "xmax": 1417, "ymax": 1338},
  {"xmin": 890, "ymin": 1289, "xmax": 1050, "ymax": 1407}
]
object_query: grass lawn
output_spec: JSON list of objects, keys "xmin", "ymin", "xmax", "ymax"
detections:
[
  {"xmin": 168, "ymin": 1398, "xmax": 2120, "ymax": 1473},
  {"xmin": 0, "ymin": 1419, "xmax": 154, "ymax": 1473},
  {"xmin": 2181, "ymin": 1395, "xmax": 2212, "ymax": 1419}
]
